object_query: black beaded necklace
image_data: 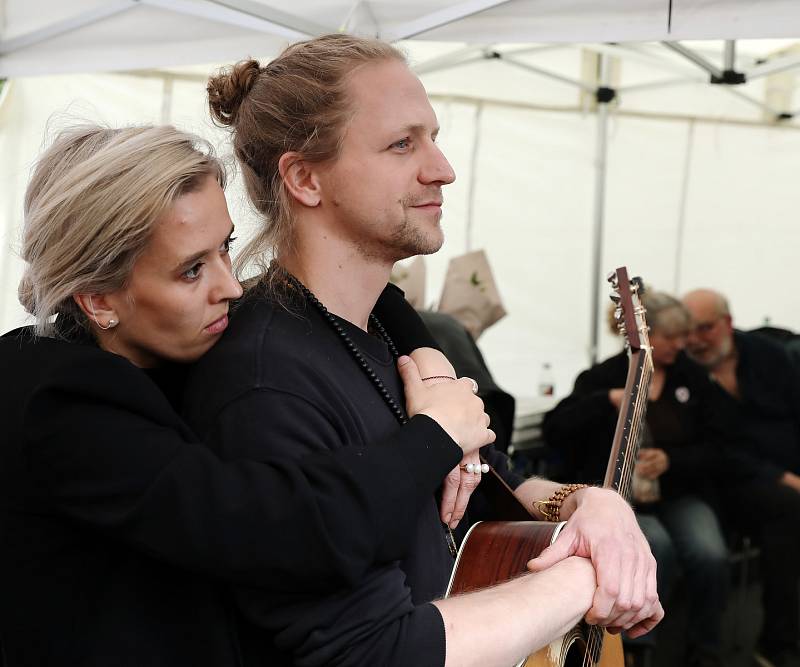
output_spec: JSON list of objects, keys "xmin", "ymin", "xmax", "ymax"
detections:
[
  {"xmin": 288, "ymin": 274, "xmax": 458, "ymax": 557},
  {"xmin": 290, "ymin": 277, "xmax": 408, "ymax": 424}
]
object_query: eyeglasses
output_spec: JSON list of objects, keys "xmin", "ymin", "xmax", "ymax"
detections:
[{"xmin": 691, "ymin": 317, "xmax": 722, "ymax": 335}]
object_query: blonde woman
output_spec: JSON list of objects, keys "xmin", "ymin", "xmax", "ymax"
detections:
[{"xmin": 0, "ymin": 124, "xmax": 490, "ymax": 666}]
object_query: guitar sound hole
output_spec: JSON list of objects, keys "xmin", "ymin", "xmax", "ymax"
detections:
[{"xmin": 564, "ymin": 638, "xmax": 589, "ymax": 667}]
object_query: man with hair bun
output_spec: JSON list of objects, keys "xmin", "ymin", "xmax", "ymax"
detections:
[{"xmin": 186, "ymin": 33, "xmax": 662, "ymax": 667}]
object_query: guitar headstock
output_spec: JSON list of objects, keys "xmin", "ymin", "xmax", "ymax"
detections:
[{"xmin": 607, "ymin": 267, "xmax": 650, "ymax": 353}]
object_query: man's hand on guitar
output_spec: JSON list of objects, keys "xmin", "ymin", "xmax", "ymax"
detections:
[{"xmin": 526, "ymin": 486, "xmax": 663, "ymax": 637}]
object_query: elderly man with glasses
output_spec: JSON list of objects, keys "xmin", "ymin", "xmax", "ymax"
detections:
[{"xmin": 683, "ymin": 288, "xmax": 800, "ymax": 667}]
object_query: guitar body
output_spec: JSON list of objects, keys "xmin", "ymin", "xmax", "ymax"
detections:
[
  {"xmin": 447, "ymin": 521, "xmax": 624, "ymax": 667},
  {"xmin": 444, "ymin": 268, "xmax": 650, "ymax": 667},
  {"xmin": 522, "ymin": 626, "xmax": 623, "ymax": 667}
]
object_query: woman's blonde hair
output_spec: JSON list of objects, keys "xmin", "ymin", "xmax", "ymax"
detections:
[
  {"xmin": 207, "ymin": 33, "xmax": 405, "ymax": 280},
  {"xmin": 606, "ymin": 288, "xmax": 690, "ymax": 338},
  {"xmin": 642, "ymin": 291, "xmax": 691, "ymax": 336},
  {"xmin": 19, "ymin": 124, "xmax": 225, "ymax": 337}
]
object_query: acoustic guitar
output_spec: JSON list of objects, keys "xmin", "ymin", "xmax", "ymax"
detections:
[{"xmin": 446, "ymin": 267, "xmax": 654, "ymax": 667}]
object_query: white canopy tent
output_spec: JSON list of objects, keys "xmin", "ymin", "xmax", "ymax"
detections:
[
  {"xmin": 2, "ymin": 1, "xmax": 800, "ymax": 398},
  {"xmin": 3, "ymin": 1, "xmax": 800, "ymax": 76}
]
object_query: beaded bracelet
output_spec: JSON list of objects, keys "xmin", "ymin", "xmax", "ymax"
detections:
[{"xmin": 533, "ymin": 483, "xmax": 589, "ymax": 522}]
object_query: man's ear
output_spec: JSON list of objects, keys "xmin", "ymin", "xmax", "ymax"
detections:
[
  {"xmin": 279, "ymin": 152, "xmax": 321, "ymax": 207},
  {"xmin": 723, "ymin": 314, "xmax": 734, "ymax": 331},
  {"xmin": 73, "ymin": 293, "xmax": 118, "ymax": 328}
]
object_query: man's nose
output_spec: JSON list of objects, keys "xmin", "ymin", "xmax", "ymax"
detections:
[{"xmin": 420, "ymin": 143, "xmax": 455, "ymax": 185}]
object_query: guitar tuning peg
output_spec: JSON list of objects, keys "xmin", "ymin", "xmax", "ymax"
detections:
[
  {"xmin": 609, "ymin": 293, "xmax": 621, "ymax": 304},
  {"xmin": 606, "ymin": 271, "xmax": 617, "ymax": 283},
  {"xmin": 614, "ymin": 307, "xmax": 623, "ymax": 321}
]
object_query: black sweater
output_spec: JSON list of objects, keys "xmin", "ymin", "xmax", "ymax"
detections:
[
  {"xmin": 543, "ymin": 350, "xmax": 749, "ymax": 500},
  {"xmin": 184, "ymin": 290, "xmax": 521, "ymax": 667},
  {"xmin": 0, "ymin": 289, "xmax": 460, "ymax": 666},
  {"xmin": 718, "ymin": 330, "xmax": 800, "ymax": 481}
]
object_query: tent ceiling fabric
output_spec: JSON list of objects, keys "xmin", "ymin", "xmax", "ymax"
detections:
[{"xmin": 2, "ymin": 0, "xmax": 800, "ymax": 77}]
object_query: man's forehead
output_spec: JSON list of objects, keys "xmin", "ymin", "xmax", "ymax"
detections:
[
  {"xmin": 684, "ymin": 292, "xmax": 714, "ymax": 312},
  {"xmin": 346, "ymin": 60, "xmax": 438, "ymax": 131}
]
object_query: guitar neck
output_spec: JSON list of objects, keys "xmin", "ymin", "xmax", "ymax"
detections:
[{"xmin": 603, "ymin": 350, "xmax": 653, "ymax": 500}]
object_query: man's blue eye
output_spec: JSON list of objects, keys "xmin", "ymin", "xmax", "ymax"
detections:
[{"xmin": 184, "ymin": 263, "xmax": 203, "ymax": 280}]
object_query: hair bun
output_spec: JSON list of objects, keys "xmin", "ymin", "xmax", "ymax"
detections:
[
  {"xmin": 17, "ymin": 272, "xmax": 37, "ymax": 314},
  {"xmin": 208, "ymin": 59, "xmax": 262, "ymax": 126}
]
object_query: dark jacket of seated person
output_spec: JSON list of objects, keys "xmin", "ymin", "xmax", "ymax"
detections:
[
  {"xmin": 718, "ymin": 329, "xmax": 800, "ymax": 481},
  {"xmin": 542, "ymin": 350, "xmax": 750, "ymax": 501}
]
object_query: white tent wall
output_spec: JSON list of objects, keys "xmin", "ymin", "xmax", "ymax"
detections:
[
  {"xmin": 0, "ymin": 73, "xmax": 165, "ymax": 329},
  {"xmin": 3, "ymin": 41, "xmax": 800, "ymax": 399},
  {"xmin": 677, "ymin": 122, "xmax": 800, "ymax": 317},
  {"xmin": 422, "ymin": 106, "xmax": 800, "ymax": 399}
]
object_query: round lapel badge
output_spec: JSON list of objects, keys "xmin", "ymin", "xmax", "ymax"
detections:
[{"xmin": 675, "ymin": 386, "xmax": 690, "ymax": 403}]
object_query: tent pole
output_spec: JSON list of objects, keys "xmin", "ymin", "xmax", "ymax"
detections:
[
  {"xmin": 383, "ymin": 0, "xmax": 511, "ymax": 41},
  {"xmin": 673, "ymin": 120, "xmax": 695, "ymax": 295},
  {"xmin": 662, "ymin": 41, "xmax": 724, "ymax": 80},
  {"xmin": 466, "ymin": 101, "xmax": 484, "ymax": 253},
  {"xmin": 160, "ymin": 75, "xmax": 174, "ymax": 125},
  {"xmin": 746, "ymin": 52, "xmax": 800, "ymax": 80},
  {"xmin": 724, "ymin": 40, "xmax": 736, "ymax": 71},
  {"xmin": 0, "ymin": 1, "xmax": 135, "ymax": 56},
  {"xmin": 589, "ymin": 53, "xmax": 611, "ymax": 365}
]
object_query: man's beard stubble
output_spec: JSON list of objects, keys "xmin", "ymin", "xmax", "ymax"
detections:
[
  {"xmin": 689, "ymin": 333, "xmax": 734, "ymax": 369},
  {"xmin": 356, "ymin": 193, "xmax": 445, "ymax": 263}
]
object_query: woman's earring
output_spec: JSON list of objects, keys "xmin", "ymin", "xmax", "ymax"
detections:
[{"xmin": 88, "ymin": 296, "xmax": 118, "ymax": 331}]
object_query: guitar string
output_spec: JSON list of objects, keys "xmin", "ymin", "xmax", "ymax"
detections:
[
  {"xmin": 585, "ymin": 402, "xmax": 637, "ymax": 665},
  {"xmin": 584, "ymin": 358, "xmax": 652, "ymax": 666},
  {"xmin": 617, "ymin": 373, "xmax": 643, "ymax": 497},
  {"xmin": 619, "ymin": 360, "xmax": 652, "ymax": 500},
  {"xmin": 619, "ymin": 377, "xmax": 645, "ymax": 500},
  {"xmin": 584, "ymin": 286, "xmax": 652, "ymax": 666},
  {"xmin": 630, "ymin": 360, "xmax": 654, "ymax": 496},
  {"xmin": 583, "ymin": 624, "xmax": 602, "ymax": 666},
  {"xmin": 589, "ymin": 361, "xmax": 653, "ymax": 664}
]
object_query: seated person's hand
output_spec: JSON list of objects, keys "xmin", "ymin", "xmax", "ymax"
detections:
[
  {"xmin": 635, "ymin": 448, "xmax": 669, "ymax": 480},
  {"xmin": 780, "ymin": 471, "xmax": 800, "ymax": 493},
  {"xmin": 527, "ymin": 487, "xmax": 663, "ymax": 637},
  {"xmin": 608, "ymin": 388, "xmax": 625, "ymax": 410}
]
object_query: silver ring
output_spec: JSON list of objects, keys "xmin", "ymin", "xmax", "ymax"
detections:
[{"xmin": 466, "ymin": 378, "xmax": 478, "ymax": 394}]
